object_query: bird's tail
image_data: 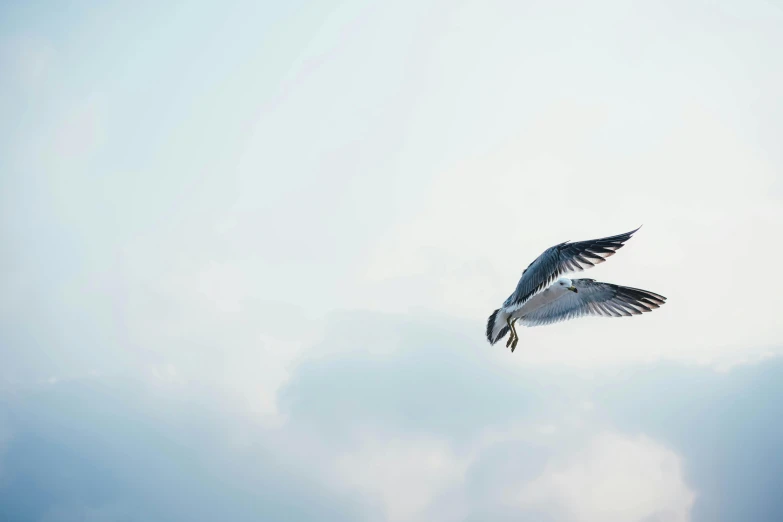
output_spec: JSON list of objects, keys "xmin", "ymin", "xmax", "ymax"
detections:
[{"xmin": 486, "ymin": 309, "xmax": 510, "ymax": 345}]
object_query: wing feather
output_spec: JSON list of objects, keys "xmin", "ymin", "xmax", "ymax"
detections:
[
  {"xmin": 518, "ymin": 279, "xmax": 667, "ymax": 327},
  {"xmin": 502, "ymin": 226, "xmax": 642, "ymax": 311}
]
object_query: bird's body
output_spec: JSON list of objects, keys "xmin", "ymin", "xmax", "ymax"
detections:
[
  {"xmin": 487, "ymin": 227, "xmax": 666, "ymax": 352},
  {"xmin": 491, "ymin": 283, "xmax": 568, "ymax": 338}
]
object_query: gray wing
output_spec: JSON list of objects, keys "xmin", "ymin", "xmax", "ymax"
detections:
[
  {"xmin": 518, "ymin": 278, "xmax": 667, "ymax": 327},
  {"xmin": 502, "ymin": 226, "xmax": 641, "ymax": 312}
]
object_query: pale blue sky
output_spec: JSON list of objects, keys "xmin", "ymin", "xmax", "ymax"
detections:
[{"xmin": 2, "ymin": 1, "xmax": 783, "ymax": 521}]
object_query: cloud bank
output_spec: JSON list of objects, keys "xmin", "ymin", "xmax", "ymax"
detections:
[{"xmin": 2, "ymin": 311, "xmax": 782, "ymax": 521}]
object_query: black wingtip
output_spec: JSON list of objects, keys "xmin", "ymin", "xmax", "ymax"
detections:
[
  {"xmin": 612, "ymin": 225, "xmax": 643, "ymax": 242},
  {"xmin": 624, "ymin": 225, "xmax": 642, "ymax": 237}
]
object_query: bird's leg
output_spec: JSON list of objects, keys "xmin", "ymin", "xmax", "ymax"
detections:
[
  {"xmin": 505, "ymin": 316, "xmax": 516, "ymax": 348},
  {"xmin": 509, "ymin": 318, "xmax": 519, "ymax": 352},
  {"xmin": 511, "ymin": 334, "xmax": 519, "ymax": 352}
]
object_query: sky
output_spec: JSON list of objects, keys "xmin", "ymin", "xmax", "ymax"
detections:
[{"xmin": 1, "ymin": 0, "xmax": 782, "ymax": 521}]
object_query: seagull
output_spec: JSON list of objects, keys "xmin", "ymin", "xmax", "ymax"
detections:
[{"xmin": 486, "ymin": 226, "xmax": 666, "ymax": 352}]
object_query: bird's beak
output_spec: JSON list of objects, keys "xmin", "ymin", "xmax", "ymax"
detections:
[{"xmin": 568, "ymin": 286, "xmax": 578, "ymax": 293}]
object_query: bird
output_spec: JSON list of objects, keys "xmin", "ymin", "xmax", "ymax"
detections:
[{"xmin": 486, "ymin": 226, "xmax": 666, "ymax": 352}]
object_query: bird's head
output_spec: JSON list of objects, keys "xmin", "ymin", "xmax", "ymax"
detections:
[{"xmin": 556, "ymin": 277, "xmax": 578, "ymax": 293}]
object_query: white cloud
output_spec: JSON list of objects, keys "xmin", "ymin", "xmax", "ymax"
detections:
[
  {"xmin": 231, "ymin": 333, "xmax": 304, "ymax": 423},
  {"xmin": 511, "ymin": 432, "xmax": 694, "ymax": 522},
  {"xmin": 334, "ymin": 433, "xmax": 471, "ymax": 522},
  {"xmin": 330, "ymin": 426, "xmax": 694, "ymax": 522}
]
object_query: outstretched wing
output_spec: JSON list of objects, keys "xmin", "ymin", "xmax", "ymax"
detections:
[
  {"xmin": 502, "ymin": 226, "xmax": 641, "ymax": 312},
  {"xmin": 518, "ymin": 278, "xmax": 667, "ymax": 327}
]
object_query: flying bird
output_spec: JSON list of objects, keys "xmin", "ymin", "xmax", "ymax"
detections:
[{"xmin": 486, "ymin": 226, "xmax": 666, "ymax": 352}]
